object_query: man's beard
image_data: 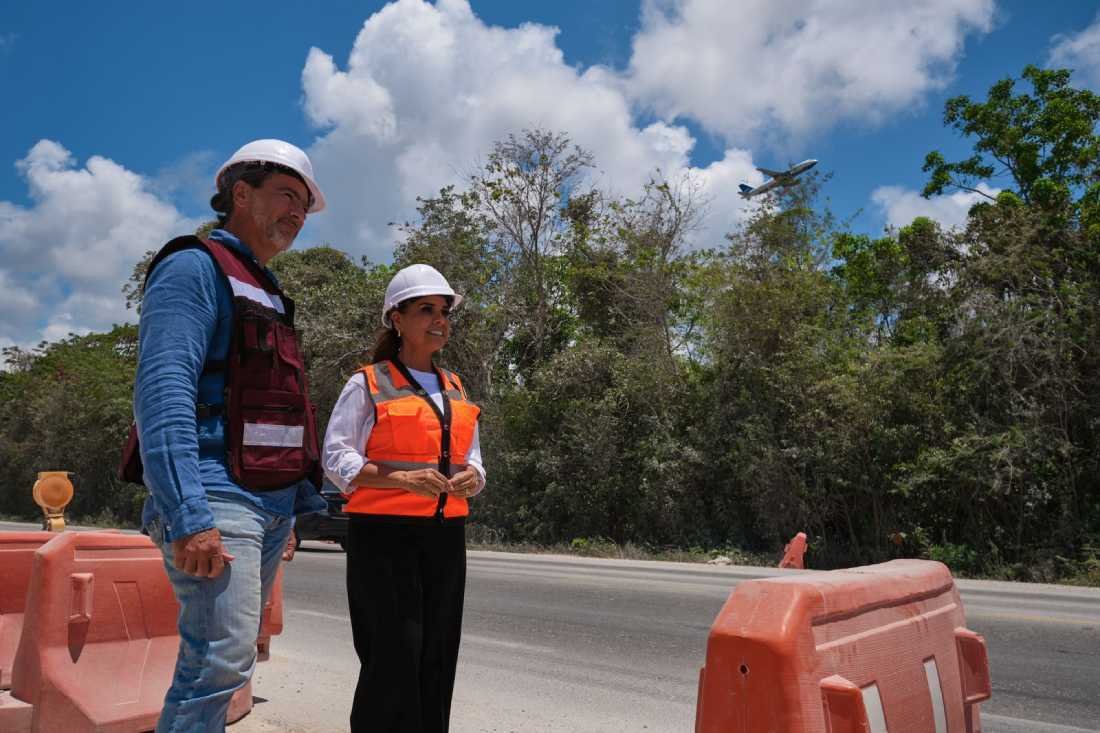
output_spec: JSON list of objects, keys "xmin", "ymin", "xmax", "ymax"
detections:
[
  {"xmin": 254, "ymin": 209, "xmax": 297, "ymax": 252},
  {"xmin": 268, "ymin": 222, "xmax": 296, "ymax": 252}
]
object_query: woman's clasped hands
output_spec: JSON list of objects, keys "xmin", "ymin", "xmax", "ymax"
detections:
[{"xmin": 397, "ymin": 467, "xmax": 479, "ymax": 498}]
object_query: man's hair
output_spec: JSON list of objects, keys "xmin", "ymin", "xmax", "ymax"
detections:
[{"xmin": 209, "ymin": 161, "xmax": 311, "ymax": 227}]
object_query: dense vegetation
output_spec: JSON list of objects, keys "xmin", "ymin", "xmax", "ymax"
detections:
[{"xmin": 3, "ymin": 66, "xmax": 1098, "ymax": 582}]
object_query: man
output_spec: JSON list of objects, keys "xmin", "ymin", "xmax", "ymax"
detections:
[{"xmin": 130, "ymin": 139, "xmax": 327, "ymax": 731}]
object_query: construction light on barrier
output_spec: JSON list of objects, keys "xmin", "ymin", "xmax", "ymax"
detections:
[{"xmin": 32, "ymin": 471, "xmax": 74, "ymax": 532}]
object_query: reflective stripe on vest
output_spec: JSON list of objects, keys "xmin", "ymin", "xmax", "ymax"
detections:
[
  {"xmin": 343, "ymin": 361, "xmax": 481, "ymax": 518},
  {"xmin": 128, "ymin": 235, "xmax": 320, "ymax": 492},
  {"xmin": 226, "ymin": 274, "xmax": 286, "ymax": 314}
]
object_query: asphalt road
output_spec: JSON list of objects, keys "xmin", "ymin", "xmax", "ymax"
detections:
[
  {"xmin": 2, "ymin": 522, "xmax": 1097, "ymax": 731},
  {"xmin": 239, "ymin": 543, "xmax": 1100, "ymax": 732}
]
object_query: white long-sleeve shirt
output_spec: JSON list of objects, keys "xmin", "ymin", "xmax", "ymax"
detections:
[{"xmin": 322, "ymin": 367, "xmax": 486, "ymax": 497}]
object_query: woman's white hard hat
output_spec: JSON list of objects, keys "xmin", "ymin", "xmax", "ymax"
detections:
[
  {"xmin": 383, "ymin": 264, "xmax": 464, "ymax": 327},
  {"xmin": 215, "ymin": 139, "xmax": 326, "ymax": 213}
]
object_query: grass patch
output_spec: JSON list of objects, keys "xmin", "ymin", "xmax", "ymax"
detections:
[
  {"xmin": 465, "ymin": 525, "xmax": 1100, "ymax": 585},
  {"xmin": 466, "ymin": 525, "xmax": 777, "ymax": 567}
]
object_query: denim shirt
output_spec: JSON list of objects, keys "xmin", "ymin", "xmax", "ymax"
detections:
[{"xmin": 136, "ymin": 229, "xmax": 325, "ymax": 542}]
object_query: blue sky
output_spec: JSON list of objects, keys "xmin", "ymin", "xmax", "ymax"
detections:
[{"xmin": 1, "ymin": 0, "xmax": 1099, "ymax": 350}]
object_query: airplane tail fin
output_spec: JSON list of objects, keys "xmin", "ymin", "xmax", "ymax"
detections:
[{"xmin": 738, "ymin": 183, "xmax": 754, "ymax": 198}]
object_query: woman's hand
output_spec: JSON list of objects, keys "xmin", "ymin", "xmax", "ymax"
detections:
[
  {"xmin": 447, "ymin": 468, "xmax": 480, "ymax": 498},
  {"xmin": 395, "ymin": 468, "xmax": 449, "ymax": 497}
]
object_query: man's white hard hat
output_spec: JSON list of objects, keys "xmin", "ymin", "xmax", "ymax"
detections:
[
  {"xmin": 382, "ymin": 264, "xmax": 464, "ymax": 327},
  {"xmin": 215, "ymin": 139, "xmax": 325, "ymax": 213}
]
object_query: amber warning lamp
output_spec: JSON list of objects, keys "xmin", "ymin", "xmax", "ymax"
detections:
[{"xmin": 32, "ymin": 471, "xmax": 74, "ymax": 531}]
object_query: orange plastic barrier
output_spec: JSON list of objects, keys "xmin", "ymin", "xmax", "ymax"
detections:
[
  {"xmin": 0, "ymin": 530, "xmax": 286, "ymax": 731},
  {"xmin": 257, "ymin": 564, "xmax": 285, "ymax": 662},
  {"xmin": 779, "ymin": 532, "xmax": 808, "ymax": 569},
  {"xmin": 0, "ymin": 532, "xmax": 56, "ymax": 690},
  {"xmin": 4, "ymin": 531, "xmax": 180, "ymax": 732},
  {"xmin": 695, "ymin": 559, "xmax": 991, "ymax": 733}
]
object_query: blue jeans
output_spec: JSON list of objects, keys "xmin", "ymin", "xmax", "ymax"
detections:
[{"xmin": 147, "ymin": 495, "xmax": 292, "ymax": 733}]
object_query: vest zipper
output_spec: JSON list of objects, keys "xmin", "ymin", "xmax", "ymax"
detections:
[{"xmin": 387, "ymin": 360, "xmax": 455, "ymax": 523}]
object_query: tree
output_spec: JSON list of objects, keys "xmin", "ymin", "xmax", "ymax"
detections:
[
  {"xmin": 831, "ymin": 217, "xmax": 960, "ymax": 346},
  {"xmin": 268, "ymin": 247, "xmax": 391, "ymax": 429},
  {"xmin": 395, "ymin": 186, "xmax": 510, "ymax": 400},
  {"xmin": 707, "ymin": 178, "xmax": 865, "ymax": 554},
  {"xmin": 470, "ymin": 129, "xmax": 594, "ymax": 378},
  {"xmin": 395, "ymin": 129, "xmax": 597, "ymax": 393},
  {"xmin": 122, "ymin": 220, "xmax": 220, "ymax": 313},
  {"xmin": 922, "ymin": 65, "xmax": 1100, "ymax": 209},
  {"xmin": 565, "ymin": 175, "xmax": 712, "ymax": 370},
  {"xmin": 911, "ymin": 66, "xmax": 1100, "ymax": 575},
  {"xmin": 0, "ymin": 326, "xmax": 141, "ymax": 523}
]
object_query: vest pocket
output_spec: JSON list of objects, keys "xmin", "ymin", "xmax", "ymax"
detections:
[
  {"xmin": 448, "ymin": 402, "xmax": 480, "ymax": 461},
  {"xmin": 238, "ymin": 389, "xmax": 307, "ymax": 475},
  {"xmin": 240, "ymin": 316, "xmax": 275, "ymax": 354},
  {"xmin": 273, "ymin": 323, "xmax": 305, "ymax": 371},
  {"xmin": 382, "ymin": 401, "xmax": 440, "ymax": 458}
]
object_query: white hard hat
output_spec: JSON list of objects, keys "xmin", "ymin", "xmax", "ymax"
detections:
[
  {"xmin": 215, "ymin": 139, "xmax": 326, "ymax": 213},
  {"xmin": 382, "ymin": 264, "xmax": 464, "ymax": 327}
]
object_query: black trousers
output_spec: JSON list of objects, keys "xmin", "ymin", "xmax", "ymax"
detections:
[{"xmin": 346, "ymin": 518, "xmax": 467, "ymax": 733}]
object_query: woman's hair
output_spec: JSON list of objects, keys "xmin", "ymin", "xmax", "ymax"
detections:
[
  {"xmin": 369, "ymin": 294, "xmax": 455, "ymax": 364},
  {"xmin": 369, "ymin": 326, "xmax": 402, "ymax": 364},
  {"xmin": 209, "ymin": 161, "xmax": 310, "ymax": 227}
]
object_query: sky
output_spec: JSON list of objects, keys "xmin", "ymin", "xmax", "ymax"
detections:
[{"xmin": 1, "ymin": 0, "xmax": 1099, "ymax": 351}]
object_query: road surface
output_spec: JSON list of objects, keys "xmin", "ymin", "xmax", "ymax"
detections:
[
  {"xmin": 2, "ymin": 523, "xmax": 1097, "ymax": 731},
  {"xmin": 242, "ymin": 544, "xmax": 1100, "ymax": 732}
]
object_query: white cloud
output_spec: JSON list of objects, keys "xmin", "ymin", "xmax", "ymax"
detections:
[
  {"xmin": 626, "ymin": 0, "xmax": 996, "ymax": 142},
  {"xmin": 871, "ymin": 183, "xmax": 999, "ymax": 230},
  {"xmin": 0, "ymin": 268, "xmax": 38, "ymax": 318},
  {"xmin": 0, "ymin": 140, "xmax": 200, "ymax": 347},
  {"xmin": 149, "ymin": 150, "xmax": 219, "ymax": 214},
  {"xmin": 5, "ymin": 1, "xmax": 1000, "ymax": 348},
  {"xmin": 1049, "ymin": 13, "xmax": 1100, "ymax": 89},
  {"xmin": 689, "ymin": 149, "xmax": 767, "ymax": 240},
  {"xmin": 300, "ymin": 0, "xmax": 760, "ymax": 263}
]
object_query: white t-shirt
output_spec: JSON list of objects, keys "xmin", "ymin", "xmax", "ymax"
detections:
[{"xmin": 322, "ymin": 366, "xmax": 486, "ymax": 496}]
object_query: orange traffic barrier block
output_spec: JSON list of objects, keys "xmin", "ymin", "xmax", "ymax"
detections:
[
  {"xmin": 0, "ymin": 530, "xmax": 288, "ymax": 732},
  {"xmin": 3, "ymin": 531, "xmax": 180, "ymax": 731},
  {"xmin": 779, "ymin": 532, "xmax": 808, "ymax": 569},
  {"xmin": 695, "ymin": 559, "xmax": 991, "ymax": 733},
  {"xmin": 0, "ymin": 532, "xmax": 58, "ymax": 691},
  {"xmin": 257, "ymin": 564, "xmax": 285, "ymax": 662}
]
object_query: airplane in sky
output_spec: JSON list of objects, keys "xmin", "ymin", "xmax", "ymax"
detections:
[{"xmin": 738, "ymin": 159, "xmax": 818, "ymax": 199}]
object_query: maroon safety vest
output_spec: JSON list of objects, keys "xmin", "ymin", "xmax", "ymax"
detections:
[{"xmin": 119, "ymin": 236, "xmax": 322, "ymax": 492}]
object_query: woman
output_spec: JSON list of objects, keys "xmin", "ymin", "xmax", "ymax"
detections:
[{"xmin": 322, "ymin": 264, "xmax": 485, "ymax": 733}]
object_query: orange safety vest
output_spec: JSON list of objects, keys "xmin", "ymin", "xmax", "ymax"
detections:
[{"xmin": 344, "ymin": 360, "xmax": 481, "ymax": 519}]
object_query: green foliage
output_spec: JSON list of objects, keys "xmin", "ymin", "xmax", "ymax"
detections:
[
  {"xmin": 2, "ymin": 90, "xmax": 1099, "ymax": 583},
  {"xmin": 925, "ymin": 542, "xmax": 981, "ymax": 577},
  {"xmin": 123, "ymin": 220, "xmax": 221, "ymax": 313},
  {"xmin": 923, "ymin": 65, "xmax": 1100, "ymax": 207},
  {"xmin": 268, "ymin": 246, "xmax": 392, "ymax": 428},
  {"xmin": 0, "ymin": 326, "xmax": 142, "ymax": 522}
]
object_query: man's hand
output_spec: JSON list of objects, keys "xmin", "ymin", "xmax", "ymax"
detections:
[
  {"xmin": 395, "ymin": 468, "xmax": 449, "ymax": 497},
  {"xmin": 282, "ymin": 531, "xmax": 297, "ymax": 562},
  {"xmin": 447, "ymin": 468, "xmax": 479, "ymax": 498},
  {"xmin": 171, "ymin": 527, "xmax": 234, "ymax": 578}
]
